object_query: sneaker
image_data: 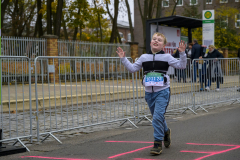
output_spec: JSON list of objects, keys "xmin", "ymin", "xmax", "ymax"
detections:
[
  {"xmin": 205, "ymin": 87, "xmax": 210, "ymax": 91},
  {"xmin": 216, "ymin": 88, "xmax": 220, "ymax": 92},
  {"xmin": 164, "ymin": 128, "xmax": 171, "ymax": 148},
  {"xmin": 150, "ymin": 141, "xmax": 162, "ymax": 155},
  {"xmin": 200, "ymin": 88, "xmax": 204, "ymax": 91}
]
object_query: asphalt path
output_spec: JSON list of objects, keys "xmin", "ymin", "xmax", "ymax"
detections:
[{"xmin": 3, "ymin": 103, "xmax": 240, "ymax": 160}]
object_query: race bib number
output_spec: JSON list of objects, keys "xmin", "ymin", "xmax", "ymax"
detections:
[{"xmin": 145, "ymin": 72, "xmax": 164, "ymax": 87}]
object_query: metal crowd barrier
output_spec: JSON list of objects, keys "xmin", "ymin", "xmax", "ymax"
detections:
[
  {"xmin": 0, "ymin": 56, "xmax": 239, "ymax": 150},
  {"xmin": 0, "ymin": 56, "xmax": 32, "ymax": 151},
  {"xmin": 34, "ymin": 56, "xmax": 138, "ymax": 142},
  {"xmin": 183, "ymin": 58, "xmax": 240, "ymax": 114},
  {"xmin": 58, "ymin": 40, "xmax": 131, "ymax": 57}
]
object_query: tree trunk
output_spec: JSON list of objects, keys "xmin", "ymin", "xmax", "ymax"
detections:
[
  {"xmin": 19, "ymin": 2, "xmax": 36, "ymax": 37},
  {"xmin": 1, "ymin": 0, "xmax": 10, "ymax": 28},
  {"xmin": 72, "ymin": 9, "xmax": 80, "ymax": 40},
  {"xmin": 156, "ymin": 0, "xmax": 162, "ymax": 18},
  {"xmin": 73, "ymin": 27, "xmax": 78, "ymax": 41},
  {"xmin": 172, "ymin": 0, "xmax": 179, "ymax": 16},
  {"xmin": 148, "ymin": 0, "xmax": 154, "ymax": 19},
  {"xmin": 63, "ymin": 17, "xmax": 68, "ymax": 40},
  {"xmin": 47, "ymin": 0, "xmax": 52, "ymax": 34},
  {"xmin": 79, "ymin": 26, "xmax": 82, "ymax": 41},
  {"xmin": 54, "ymin": 0, "xmax": 63, "ymax": 37},
  {"xmin": 108, "ymin": 0, "xmax": 120, "ymax": 43},
  {"xmin": 94, "ymin": 0, "xmax": 103, "ymax": 42},
  {"xmin": 37, "ymin": 0, "xmax": 43, "ymax": 37},
  {"xmin": 34, "ymin": 21, "xmax": 38, "ymax": 37},
  {"xmin": 12, "ymin": 0, "xmax": 19, "ymax": 36},
  {"xmin": 125, "ymin": 0, "xmax": 134, "ymax": 42}
]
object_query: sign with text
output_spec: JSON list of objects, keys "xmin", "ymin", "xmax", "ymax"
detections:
[{"xmin": 202, "ymin": 10, "xmax": 215, "ymax": 47}]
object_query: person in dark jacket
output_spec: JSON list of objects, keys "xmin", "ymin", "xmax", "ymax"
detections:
[
  {"xmin": 191, "ymin": 39, "xmax": 201, "ymax": 82},
  {"xmin": 199, "ymin": 45, "xmax": 208, "ymax": 91},
  {"xmin": 172, "ymin": 49, "xmax": 187, "ymax": 82},
  {"xmin": 199, "ymin": 45, "xmax": 224, "ymax": 91}
]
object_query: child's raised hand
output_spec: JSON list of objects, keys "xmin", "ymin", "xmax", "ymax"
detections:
[
  {"xmin": 116, "ymin": 47, "xmax": 126, "ymax": 58},
  {"xmin": 177, "ymin": 40, "xmax": 186, "ymax": 53}
]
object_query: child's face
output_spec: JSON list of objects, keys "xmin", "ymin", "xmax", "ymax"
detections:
[{"xmin": 150, "ymin": 35, "xmax": 165, "ymax": 52}]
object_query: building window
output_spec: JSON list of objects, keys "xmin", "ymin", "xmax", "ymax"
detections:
[
  {"xmin": 206, "ymin": 0, "xmax": 212, "ymax": 4},
  {"xmin": 235, "ymin": 0, "xmax": 239, "ymax": 2},
  {"xmin": 190, "ymin": 0, "xmax": 198, "ymax": 5},
  {"xmin": 176, "ymin": 0, "xmax": 183, "ymax": 6},
  {"xmin": 236, "ymin": 14, "xmax": 240, "ymax": 28},
  {"xmin": 128, "ymin": 33, "xmax": 131, "ymax": 42},
  {"xmin": 220, "ymin": 0, "xmax": 228, "ymax": 3},
  {"xmin": 162, "ymin": 0, "xmax": 169, "ymax": 7},
  {"xmin": 119, "ymin": 32, "xmax": 123, "ymax": 38},
  {"xmin": 220, "ymin": 16, "xmax": 228, "ymax": 28}
]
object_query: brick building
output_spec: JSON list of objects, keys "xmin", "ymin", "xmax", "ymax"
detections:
[
  {"xmin": 117, "ymin": 20, "xmax": 132, "ymax": 43},
  {"xmin": 134, "ymin": 0, "xmax": 240, "ymax": 55}
]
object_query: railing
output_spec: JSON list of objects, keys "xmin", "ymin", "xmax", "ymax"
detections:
[
  {"xmin": 1, "ymin": 36, "xmax": 46, "ymax": 59},
  {"xmin": 0, "ymin": 56, "xmax": 239, "ymax": 152},
  {"xmin": 58, "ymin": 40, "xmax": 131, "ymax": 57}
]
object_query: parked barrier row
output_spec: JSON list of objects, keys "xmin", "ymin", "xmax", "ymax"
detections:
[{"xmin": 0, "ymin": 56, "xmax": 239, "ymax": 151}]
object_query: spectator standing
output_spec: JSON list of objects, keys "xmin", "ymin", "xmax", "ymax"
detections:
[
  {"xmin": 187, "ymin": 43, "xmax": 193, "ymax": 58},
  {"xmin": 200, "ymin": 45, "xmax": 224, "ymax": 91},
  {"xmin": 191, "ymin": 39, "xmax": 201, "ymax": 82},
  {"xmin": 199, "ymin": 45, "xmax": 208, "ymax": 91},
  {"xmin": 172, "ymin": 49, "xmax": 187, "ymax": 83}
]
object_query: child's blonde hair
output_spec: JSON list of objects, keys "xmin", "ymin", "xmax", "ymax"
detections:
[{"xmin": 152, "ymin": 32, "xmax": 167, "ymax": 45}]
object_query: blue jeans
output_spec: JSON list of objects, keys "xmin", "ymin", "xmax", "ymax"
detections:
[
  {"xmin": 207, "ymin": 79, "xmax": 220, "ymax": 89},
  {"xmin": 193, "ymin": 61, "xmax": 198, "ymax": 82},
  {"xmin": 176, "ymin": 69, "xmax": 186, "ymax": 82},
  {"xmin": 145, "ymin": 88, "xmax": 170, "ymax": 141}
]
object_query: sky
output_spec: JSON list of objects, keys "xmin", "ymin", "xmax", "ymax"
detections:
[{"xmin": 88, "ymin": 0, "xmax": 134, "ymax": 26}]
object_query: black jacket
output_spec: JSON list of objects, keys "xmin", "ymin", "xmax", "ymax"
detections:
[
  {"xmin": 204, "ymin": 49, "xmax": 224, "ymax": 59},
  {"xmin": 172, "ymin": 50, "xmax": 187, "ymax": 58},
  {"xmin": 191, "ymin": 43, "xmax": 201, "ymax": 60}
]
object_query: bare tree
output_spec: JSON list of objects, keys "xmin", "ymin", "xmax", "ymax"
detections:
[
  {"xmin": 125, "ymin": 0, "xmax": 134, "ymax": 42},
  {"xmin": 106, "ymin": 0, "xmax": 121, "ymax": 43},
  {"xmin": 62, "ymin": 16, "xmax": 69, "ymax": 40},
  {"xmin": 93, "ymin": 0, "xmax": 103, "ymax": 42},
  {"xmin": 47, "ymin": 0, "xmax": 53, "ymax": 34},
  {"xmin": 1, "ymin": 0, "xmax": 10, "ymax": 27},
  {"xmin": 137, "ymin": 0, "xmax": 155, "ymax": 52},
  {"xmin": 172, "ymin": 0, "xmax": 179, "ymax": 16},
  {"xmin": 156, "ymin": 0, "xmax": 162, "ymax": 18},
  {"xmin": 72, "ymin": 9, "xmax": 80, "ymax": 41},
  {"xmin": 54, "ymin": 0, "xmax": 63, "ymax": 37},
  {"xmin": 35, "ymin": 0, "xmax": 43, "ymax": 37}
]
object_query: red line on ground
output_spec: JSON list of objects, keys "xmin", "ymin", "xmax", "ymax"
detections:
[
  {"xmin": 181, "ymin": 143, "xmax": 240, "ymax": 160},
  {"xmin": 108, "ymin": 145, "xmax": 153, "ymax": 159},
  {"xmin": 186, "ymin": 143, "xmax": 240, "ymax": 147}
]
